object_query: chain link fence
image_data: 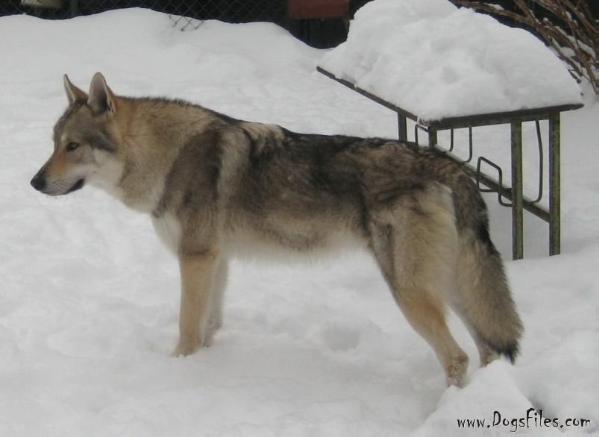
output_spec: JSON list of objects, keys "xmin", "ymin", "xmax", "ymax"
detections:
[
  {"xmin": 2, "ymin": 1, "xmax": 286, "ymax": 24},
  {"xmin": 0, "ymin": 0, "xmax": 374, "ymax": 47}
]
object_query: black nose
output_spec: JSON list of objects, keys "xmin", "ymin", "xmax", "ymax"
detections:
[{"xmin": 31, "ymin": 173, "xmax": 46, "ymax": 191}]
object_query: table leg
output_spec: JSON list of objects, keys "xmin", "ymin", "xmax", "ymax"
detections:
[
  {"xmin": 397, "ymin": 113, "xmax": 407, "ymax": 142},
  {"xmin": 428, "ymin": 128, "xmax": 437, "ymax": 148},
  {"xmin": 511, "ymin": 122, "xmax": 524, "ymax": 260},
  {"xmin": 549, "ymin": 114, "xmax": 561, "ymax": 256}
]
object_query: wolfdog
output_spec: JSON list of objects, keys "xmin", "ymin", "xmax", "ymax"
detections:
[{"xmin": 31, "ymin": 73, "xmax": 522, "ymax": 386}]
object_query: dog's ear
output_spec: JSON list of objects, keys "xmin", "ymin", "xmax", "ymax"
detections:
[
  {"xmin": 63, "ymin": 74, "xmax": 87, "ymax": 105},
  {"xmin": 88, "ymin": 72, "xmax": 117, "ymax": 115}
]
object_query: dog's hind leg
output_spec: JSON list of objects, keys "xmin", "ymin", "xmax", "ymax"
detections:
[
  {"xmin": 393, "ymin": 284, "xmax": 468, "ymax": 387},
  {"xmin": 369, "ymin": 186, "xmax": 468, "ymax": 386}
]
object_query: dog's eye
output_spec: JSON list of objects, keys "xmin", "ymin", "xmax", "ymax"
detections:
[{"xmin": 66, "ymin": 142, "xmax": 80, "ymax": 152}]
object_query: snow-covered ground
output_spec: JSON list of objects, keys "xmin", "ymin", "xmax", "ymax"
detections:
[{"xmin": 0, "ymin": 8, "xmax": 597, "ymax": 437}]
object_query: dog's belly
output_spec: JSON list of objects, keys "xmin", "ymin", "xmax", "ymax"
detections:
[
  {"xmin": 223, "ymin": 225, "xmax": 368, "ymax": 262},
  {"xmin": 151, "ymin": 212, "xmax": 368, "ymax": 261}
]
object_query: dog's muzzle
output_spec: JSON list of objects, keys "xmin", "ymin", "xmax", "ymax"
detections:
[{"xmin": 30, "ymin": 171, "xmax": 85, "ymax": 195}]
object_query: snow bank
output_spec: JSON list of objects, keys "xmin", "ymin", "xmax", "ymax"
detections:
[
  {"xmin": 0, "ymin": 7, "xmax": 597, "ymax": 437},
  {"xmin": 319, "ymin": 0, "xmax": 582, "ymax": 121}
]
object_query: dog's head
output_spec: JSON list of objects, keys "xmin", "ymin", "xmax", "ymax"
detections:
[{"xmin": 31, "ymin": 73, "xmax": 125, "ymax": 196}]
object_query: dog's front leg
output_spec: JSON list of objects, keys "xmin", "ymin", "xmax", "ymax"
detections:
[
  {"xmin": 204, "ymin": 258, "xmax": 228, "ymax": 347},
  {"xmin": 173, "ymin": 250, "xmax": 219, "ymax": 356}
]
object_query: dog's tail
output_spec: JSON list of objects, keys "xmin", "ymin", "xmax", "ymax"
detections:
[{"xmin": 450, "ymin": 173, "xmax": 523, "ymax": 363}]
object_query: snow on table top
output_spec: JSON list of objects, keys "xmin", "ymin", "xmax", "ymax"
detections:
[{"xmin": 319, "ymin": 0, "xmax": 582, "ymax": 121}]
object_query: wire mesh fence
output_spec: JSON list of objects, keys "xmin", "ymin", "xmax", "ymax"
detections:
[
  {"xmin": 2, "ymin": 0, "xmax": 286, "ymax": 26},
  {"xmin": 1, "ymin": 0, "xmax": 371, "ymax": 46}
]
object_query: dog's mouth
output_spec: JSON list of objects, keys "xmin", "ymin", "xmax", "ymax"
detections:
[
  {"xmin": 65, "ymin": 178, "xmax": 85, "ymax": 194},
  {"xmin": 34, "ymin": 177, "xmax": 86, "ymax": 196}
]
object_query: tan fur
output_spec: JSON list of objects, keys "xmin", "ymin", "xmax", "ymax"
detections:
[
  {"xmin": 174, "ymin": 249, "xmax": 220, "ymax": 356},
  {"xmin": 205, "ymin": 258, "xmax": 228, "ymax": 347}
]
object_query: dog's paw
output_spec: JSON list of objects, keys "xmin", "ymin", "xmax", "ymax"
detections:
[
  {"xmin": 203, "ymin": 322, "xmax": 223, "ymax": 348},
  {"xmin": 207, "ymin": 313, "xmax": 223, "ymax": 333},
  {"xmin": 445, "ymin": 353, "xmax": 469, "ymax": 387},
  {"xmin": 171, "ymin": 338, "xmax": 202, "ymax": 357}
]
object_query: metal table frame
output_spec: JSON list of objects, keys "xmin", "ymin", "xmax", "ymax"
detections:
[{"xmin": 318, "ymin": 66, "xmax": 583, "ymax": 259}]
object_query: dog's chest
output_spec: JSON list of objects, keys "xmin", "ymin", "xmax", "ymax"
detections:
[{"xmin": 152, "ymin": 213, "xmax": 181, "ymax": 254}]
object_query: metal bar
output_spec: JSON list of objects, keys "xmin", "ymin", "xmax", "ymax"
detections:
[
  {"xmin": 511, "ymin": 122, "xmax": 524, "ymax": 260},
  {"xmin": 428, "ymin": 129, "xmax": 437, "ymax": 148},
  {"xmin": 477, "ymin": 157, "xmax": 512, "ymax": 206},
  {"xmin": 415, "ymin": 124, "xmax": 427, "ymax": 145},
  {"xmin": 531, "ymin": 120, "xmax": 544, "ymax": 203},
  {"xmin": 397, "ymin": 113, "xmax": 408, "ymax": 142},
  {"xmin": 549, "ymin": 114, "xmax": 561, "ymax": 255},
  {"xmin": 464, "ymin": 127, "xmax": 473, "ymax": 163},
  {"xmin": 474, "ymin": 169, "xmax": 550, "ymax": 221},
  {"xmin": 417, "ymin": 133, "xmax": 550, "ymax": 222},
  {"xmin": 444, "ymin": 148, "xmax": 550, "ymax": 220},
  {"xmin": 415, "ymin": 124, "xmax": 430, "ymax": 145},
  {"xmin": 424, "ymin": 106, "xmax": 581, "ymax": 130}
]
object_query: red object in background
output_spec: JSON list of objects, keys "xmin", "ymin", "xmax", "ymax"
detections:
[{"xmin": 288, "ymin": 0, "xmax": 350, "ymax": 19}]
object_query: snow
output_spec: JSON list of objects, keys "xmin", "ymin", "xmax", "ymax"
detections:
[
  {"xmin": 1, "ymin": 7, "xmax": 598, "ymax": 437},
  {"xmin": 319, "ymin": 0, "xmax": 583, "ymax": 122}
]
